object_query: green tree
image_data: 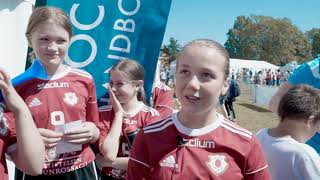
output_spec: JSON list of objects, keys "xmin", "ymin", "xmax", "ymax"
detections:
[
  {"xmin": 166, "ymin": 37, "xmax": 181, "ymax": 65},
  {"xmin": 306, "ymin": 28, "xmax": 320, "ymax": 57},
  {"xmin": 225, "ymin": 15, "xmax": 312, "ymax": 65}
]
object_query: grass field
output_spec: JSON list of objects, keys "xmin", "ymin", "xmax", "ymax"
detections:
[
  {"xmin": 173, "ymin": 82, "xmax": 279, "ymax": 133},
  {"xmin": 233, "ymin": 83, "xmax": 278, "ymax": 133}
]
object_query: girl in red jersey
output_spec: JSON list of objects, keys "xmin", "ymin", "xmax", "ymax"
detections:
[
  {"xmin": 127, "ymin": 39, "xmax": 271, "ymax": 180},
  {"xmin": 14, "ymin": 7, "xmax": 100, "ymax": 180},
  {"xmin": 96, "ymin": 59, "xmax": 161, "ymax": 180},
  {"xmin": 0, "ymin": 68, "xmax": 45, "ymax": 180}
]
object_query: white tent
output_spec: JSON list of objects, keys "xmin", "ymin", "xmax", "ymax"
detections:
[
  {"xmin": 230, "ymin": 58, "xmax": 279, "ymax": 72},
  {"xmin": 279, "ymin": 61, "xmax": 299, "ymax": 72},
  {"xmin": 0, "ymin": 0, "xmax": 35, "ymax": 77}
]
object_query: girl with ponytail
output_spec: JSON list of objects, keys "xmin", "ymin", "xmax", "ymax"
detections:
[{"xmin": 97, "ymin": 59, "xmax": 161, "ymax": 179}]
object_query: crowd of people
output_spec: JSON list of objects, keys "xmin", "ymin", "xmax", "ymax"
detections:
[
  {"xmin": 231, "ymin": 68, "xmax": 292, "ymax": 86},
  {"xmin": 0, "ymin": 6, "xmax": 319, "ymax": 180}
]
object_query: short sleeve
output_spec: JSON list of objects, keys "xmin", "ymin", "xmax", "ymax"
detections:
[
  {"xmin": 97, "ymin": 109, "xmax": 113, "ymax": 145},
  {"xmin": 143, "ymin": 109, "xmax": 162, "ymax": 127},
  {"xmin": 293, "ymin": 146, "xmax": 320, "ymax": 179},
  {"xmin": 86, "ymin": 79, "xmax": 99, "ymax": 124},
  {"xmin": 127, "ymin": 130, "xmax": 151, "ymax": 180},
  {"xmin": 152, "ymin": 84, "xmax": 174, "ymax": 119},
  {"xmin": 244, "ymin": 136, "xmax": 271, "ymax": 180}
]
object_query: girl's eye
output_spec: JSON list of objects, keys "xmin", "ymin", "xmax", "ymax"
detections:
[
  {"xmin": 39, "ymin": 38, "xmax": 49, "ymax": 41},
  {"xmin": 57, "ymin": 39, "xmax": 67, "ymax": 43},
  {"xmin": 179, "ymin": 69, "xmax": 189, "ymax": 75},
  {"xmin": 202, "ymin": 72, "xmax": 213, "ymax": 78},
  {"xmin": 117, "ymin": 82, "xmax": 124, "ymax": 86}
]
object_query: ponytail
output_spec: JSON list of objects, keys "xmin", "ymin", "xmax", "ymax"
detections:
[{"xmin": 137, "ymin": 86, "xmax": 147, "ymax": 104}]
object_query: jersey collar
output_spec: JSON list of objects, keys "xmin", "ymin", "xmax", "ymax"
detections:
[{"xmin": 172, "ymin": 112, "xmax": 223, "ymax": 137}]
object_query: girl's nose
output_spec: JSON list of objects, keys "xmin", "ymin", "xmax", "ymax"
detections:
[
  {"xmin": 186, "ymin": 75, "xmax": 200, "ymax": 90},
  {"xmin": 47, "ymin": 42, "xmax": 58, "ymax": 51}
]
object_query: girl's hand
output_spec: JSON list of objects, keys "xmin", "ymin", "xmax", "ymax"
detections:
[
  {"xmin": 108, "ymin": 85, "xmax": 123, "ymax": 116},
  {"xmin": 0, "ymin": 67, "xmax": 25, "ymax": 113},
  {"xmin": 38, "ymin": 128, "xmax": 63, "ymax": 148},
  {"xmin": 63, "ymin": 122, "xmax": 99, "ymax": 144}
]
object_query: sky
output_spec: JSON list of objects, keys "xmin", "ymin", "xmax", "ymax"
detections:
[{"xmin": 163, "ymin": 0, "xmax": 320, "ymax": 46}]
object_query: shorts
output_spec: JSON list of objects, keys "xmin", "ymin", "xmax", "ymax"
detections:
[{"xmin": 15, "ymin": 162, "xmax": 99, "ymax": 180}]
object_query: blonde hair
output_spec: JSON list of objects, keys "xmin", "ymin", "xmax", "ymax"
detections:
[
  {"xmin": 26, "ymin": 7, "xmax": 72, "ymax": 60},
  {"xmin": 26, "ymin": 6, "xmax": 72, "ymax": 38}
]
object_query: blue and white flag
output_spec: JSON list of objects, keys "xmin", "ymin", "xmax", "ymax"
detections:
[{"xmin": 40, "ymin": 0, "xmax": 172, "ymax": 106}]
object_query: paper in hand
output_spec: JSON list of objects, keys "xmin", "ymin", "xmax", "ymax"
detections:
[{"xmin": 55, "ymin": 120, "xmax": 82, "ymax": 154}]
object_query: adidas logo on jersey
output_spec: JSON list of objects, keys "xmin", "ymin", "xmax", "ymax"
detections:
[
  {"xmin": 160, "ymin": 155, "xmax": 177, "ymax": 168},
  {"xmin": 28, "ymin": 97, "xmax": 42, "ymax": 107}
]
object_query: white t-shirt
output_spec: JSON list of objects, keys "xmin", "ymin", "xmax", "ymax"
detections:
[{"xmin": 256, "ymin": 128, "xmax": 320, "ymax": 180}]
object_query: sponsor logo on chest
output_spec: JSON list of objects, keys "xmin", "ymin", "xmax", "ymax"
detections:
[
  {"xmin": 37, "ymin": 82, "xmax": 69, "ymax": 90},
  {"xmin": 123, "ymin": 118, "xmax": 138, "ymax": 125},
  {"xmin": 182, "ymin": 138, "xmax": 215, "ymax": 149}
]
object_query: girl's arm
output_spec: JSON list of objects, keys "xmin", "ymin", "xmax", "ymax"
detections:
[
  {"xmin": 0, "ymin": 68, "xmax": 45, "ymax": 175},
  {"xmin": 96, "ymin": 154, "xmax": 129, "ymax": 170},
  {"xmin": 99, "ymin": 86, "xmax": 124, "ymax": 162}
]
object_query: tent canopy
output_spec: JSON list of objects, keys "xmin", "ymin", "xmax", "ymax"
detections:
[{"xmin": 230, "ymin": 58, "xmax": 279, "ymax": 72}]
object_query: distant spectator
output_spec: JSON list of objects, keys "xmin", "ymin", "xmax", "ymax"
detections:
[
  {"xmin": 257, "ymin": 85, "xmax": 320, "ymax": 180},
  {"xmin": 160, "ymin": 68, "xmax": 166, "ymax": 83},
  {"xmin": 276, "ymin": 69, "xmax": 281, "ymax": 86},
  {"xmin": 224, "ymin": 79, "xmax": 238, "ymax": 122}
]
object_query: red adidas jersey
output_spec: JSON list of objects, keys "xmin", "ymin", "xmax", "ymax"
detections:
[
  {"xmin": 152, "ymin": 83, "xmax": 174, "ymax": 119},
  {"xmin": 0, "ymin": 112, "xmax": 16, "ymax": 180},
  {"xmin": 14, "ymin": 66, "xmax": 99, "ymax": 175},
  {"xmin": 98, "ymin": 102, "xmax": 161, "ymax": 179},
  {"xmin": 127, "ymin": 113, "xmax": 271, "ymax": 180}
]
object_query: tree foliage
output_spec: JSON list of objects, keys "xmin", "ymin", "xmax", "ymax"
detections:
[
  {"xmin": 225, "ymin": 15, "xmax": 312, "ymax": 65},
  {"xmin": 166, "ymin": 37, "xmax": 181, "ymax": 65},
  {"xmin": 306, "ymin": 28, "xmax": 320, "ymax": 57}
]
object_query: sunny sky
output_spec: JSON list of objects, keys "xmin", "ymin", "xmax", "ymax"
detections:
[{"xmin": 163, "ymin": 0, "xmax": 320, "ymax": 46}]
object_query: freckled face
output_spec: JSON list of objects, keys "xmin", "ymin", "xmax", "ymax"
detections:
[
  {"xmin": 175, "ymin": 46, "xmax": 229, "ymax": 115},
  {"xmin": 29, "ymin": 22, "xmax": 70, "ymax": 68},
  {"xmin": 109, "ymin": 70, "xmax": 139, "ymax": 104}
]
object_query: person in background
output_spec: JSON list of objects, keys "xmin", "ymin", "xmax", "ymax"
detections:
[
  {"xmin": 126, "ymin": 39, "xmax": 271, "ymax": 180},
  {"xmin": 276, "ymin": 69, "xmax": 281, "ymax": 86},
  {"xmin": 270, "ymin": 57, "xmax": 320, "ymax": 154},
  {"xmin": 152, "ymin": 82, "xmax": 174, "ymax": 119},
  {"xmin": 14, "ymin": 7, "xmax": 100, "ymax": 180},
  {"xmin": 224, "ymin": 79, "xmax": 238, "ymax": 122},
  {"xmin": 257, "ymin": 85, "xmax": 320, "ymax": 180},
  {"xmin": 0, "ymin": 68, "xmax": 45, "ymax": 180},
  {"xmin": 96, "ymin": 59, "xmax": 161, "ymax": 179},
  {"xmin": 219, "ymin": 95, "xmax": 228, "ymax": 118}
]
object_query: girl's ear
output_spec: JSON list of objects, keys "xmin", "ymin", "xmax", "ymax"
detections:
[
  {"xmin": 221, "ymin": 79, "xmax": 230, "ymax": 96},
  {"xmin": 136, "ymin": 80, "xmax": 144, "ymax": 88},
  {"xmin": 134, "ymin": 80, "xmax": 144, "ymax": 92},
  {"xmin": 26, "ymin": 34, "xmax": 32, "ymax": 47},
  {"xmin": 305, "ymin": 115, "xmax": 315, "ymax": 129}
]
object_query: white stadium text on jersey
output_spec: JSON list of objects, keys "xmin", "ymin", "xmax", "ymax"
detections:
[
  {"xmin": 182, "ymin": 138, "xmax": 215, "ymax": 149},
  {"xmin": 37, "ymin": 82, "xmax": 69, "ymax": 90}
]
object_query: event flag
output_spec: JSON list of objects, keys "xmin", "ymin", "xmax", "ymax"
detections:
[{"xmin": 35, "ymin": 0, "xmax": 172, "ymax": 106}]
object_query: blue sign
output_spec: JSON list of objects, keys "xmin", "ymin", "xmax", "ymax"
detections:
[{"xmin": 42, "ymin": 0, "xmax": 172, "ymax": 106}]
